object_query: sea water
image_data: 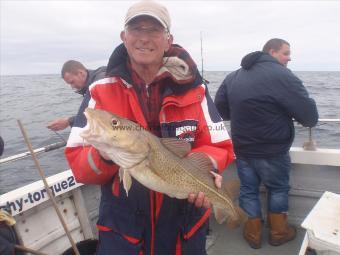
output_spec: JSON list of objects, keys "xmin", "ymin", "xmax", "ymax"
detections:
[{"xmin": 0, "ymin": 71, "xmax": 339, "ymax": 193}]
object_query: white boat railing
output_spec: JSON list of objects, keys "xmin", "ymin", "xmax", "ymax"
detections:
[
  {"xmin": 318, "ymin": 119, "xmax": 340, "ymax": 122},
  {"xmin": 0, "ymin": 118, "xmax": 338, "ymax": 166}
]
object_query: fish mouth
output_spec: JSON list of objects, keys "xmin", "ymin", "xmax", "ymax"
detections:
[
  {"xmin": 80, "ymin": 109, "xmax": 97, "ymax": 139},
  {"xmin": 81, "ymin": 108, "xmax": 118, "ymax": 141},
  {"xmin": 84, "ymin": 108, "xmax": 95, "ymax": 119}
]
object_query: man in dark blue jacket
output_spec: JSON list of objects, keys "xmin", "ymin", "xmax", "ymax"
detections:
[{"xmin": 215, "ymin": 38, "xmax": 318, "ymax": 249}]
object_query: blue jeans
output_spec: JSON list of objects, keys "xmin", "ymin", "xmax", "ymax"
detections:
[{"xmin": 236, "ymin": 153, "xmax": 291, "ymax": 218}]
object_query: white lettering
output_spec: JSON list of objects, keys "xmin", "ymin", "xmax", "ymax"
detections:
[{"xmin": 0, "ymin": 174, "xmax": 81, "ymax": 216}]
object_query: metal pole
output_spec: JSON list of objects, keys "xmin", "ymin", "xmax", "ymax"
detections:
[
  {"xmin": 302, "ymin": 127, "xmax": 317, "ymax": 151},
  {"xmin": 0, "ymin": 141, "xmax": 66, "ymax": 165},
  {"xmin": 17, "ymin": 120, "xmax": 80, "ymax": 255}
]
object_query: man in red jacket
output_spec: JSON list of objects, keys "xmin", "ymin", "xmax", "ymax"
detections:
[{"xmin": 65, "ymin": 1, "xmax": 234, "ymax": 254}]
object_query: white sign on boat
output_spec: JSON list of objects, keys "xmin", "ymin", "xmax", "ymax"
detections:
[{"xmin": 0, "ymin": 170, "xmax": 82, "ymax": 216}]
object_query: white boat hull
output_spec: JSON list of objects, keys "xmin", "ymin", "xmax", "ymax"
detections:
[{"xmin": 0, "ymin": 147, "xmax": 340, "ymax": 254}]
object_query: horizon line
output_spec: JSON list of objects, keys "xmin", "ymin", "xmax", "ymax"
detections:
[{"xmin": 1, "ymin": 70, "xmax": 340, "ymax": 77}]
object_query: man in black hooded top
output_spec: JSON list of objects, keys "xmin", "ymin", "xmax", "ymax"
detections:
[{"xmin": 215, "ymin": 38, "xmax": 318, "ymax": 249}]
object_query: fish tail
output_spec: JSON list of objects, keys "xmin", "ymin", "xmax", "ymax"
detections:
[
  {"xmin": 213, "ymin": 205, "xmax": 248, "ymax": 229},
  {"xmin": 213, "ymin": 205, "xmax": 228, "ymax": 224},
  {"xmin": 226, "ymin": 206, "xmax": 248, "ymax": 229}
]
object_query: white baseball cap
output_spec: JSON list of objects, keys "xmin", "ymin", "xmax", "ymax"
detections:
[{"xmin": 125, "ymin": 0, "xmax": 171, "ymax": 31}]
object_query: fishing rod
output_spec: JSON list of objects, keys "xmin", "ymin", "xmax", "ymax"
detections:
[
  {"xmin": 0, "ymin": 141, "xmax": 66, "ymax": 165},
  {"xmin": 200, "ymin": 31, "xmax": 204, "ymax": 81}
]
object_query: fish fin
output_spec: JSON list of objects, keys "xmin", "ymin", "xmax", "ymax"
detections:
[
  {"xmin": 179, "ymin": 152, "xmax": 216, "ymax": 188},
  {"xmin": 122, "ymin": 169, "xmax": 132, "ymax": 197},
  {"xmin": 186, "ymin": 152, "xmax": 213, "ymax": 172},
  {"xmin": 223, "ymin": 179, "xmax": 240, "ymax": 201},
  {"xmin": 160, "ymin": 138, "xmax": 191, "ymax": 158},
  {"xmin": 119, "ymin": 168, "xmax": 124, "ymax": 182},
  {"xmin": 0, "ymin": 210, "xmax": 16, "ymax": 226},
  {"xmin": 226, "ymin": 207, "xmax": 248, "ymax": 229}
]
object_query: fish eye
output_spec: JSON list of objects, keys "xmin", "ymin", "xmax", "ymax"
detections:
[{"xmin": 111, "ymin": 119, "xmax": 119, "ymax": 127}]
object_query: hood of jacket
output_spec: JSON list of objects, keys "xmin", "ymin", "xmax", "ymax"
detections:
[
  {"xmin": 241, "ymin": 51, "xmax": 282, "ymax": 70},
  {"xmin": 76, "ymin": 66, "xmax": 106, "ymax": 96},
  {"xmin": 105, "ymin": 43, "xmax": 203, "ymax": 95}
]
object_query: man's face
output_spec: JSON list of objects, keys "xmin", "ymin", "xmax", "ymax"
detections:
[
  {"xmin": 120, "ymin": 16, "xmax": 172, "ymax": 69},
  {"xmin": 63, "ymin": 70, "xmax": 87, "ymax": 90},
  {"xmin": 269, "ymin": 43, "xmax": 291, "ymax": 67}
]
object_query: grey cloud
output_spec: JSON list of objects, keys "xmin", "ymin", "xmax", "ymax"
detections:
[{"xmin": 1, "ymin": 1, "xmax": 340, "ymax": 75}]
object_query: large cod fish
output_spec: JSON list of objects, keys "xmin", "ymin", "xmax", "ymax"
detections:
[{"xmin": 81, "ymin": 108, "xmax": 246, "ymax": 228}]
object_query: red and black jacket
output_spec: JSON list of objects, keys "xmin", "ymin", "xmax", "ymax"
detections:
[{"xmin": 65, "ymin": 44, "xmax": 234, "ymax": 255}]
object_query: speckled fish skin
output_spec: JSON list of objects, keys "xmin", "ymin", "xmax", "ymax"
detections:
[{"xmin": 81, "ymin": 108, "xmax": 245, "ymax": 227}]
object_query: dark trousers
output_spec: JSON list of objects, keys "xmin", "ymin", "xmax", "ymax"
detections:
[{"xmin": 236, "ymin": 153, "xmax": 291, "ymax": 218}]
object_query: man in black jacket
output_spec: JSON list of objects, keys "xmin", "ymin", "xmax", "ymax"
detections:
[
  {"xmin": 47, "ymin": 60, "xmax": 106, "ymax": 131},
  {"xmin": 215, "ymin": 38, "xmax": 318, "ymax": 249}
]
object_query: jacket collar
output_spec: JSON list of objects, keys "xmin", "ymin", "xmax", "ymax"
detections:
[{"xmin": 106, "ymin": 43, "xmax": 203, "ymax": 96}]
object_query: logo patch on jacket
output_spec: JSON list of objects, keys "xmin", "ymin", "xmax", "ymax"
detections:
[
  {"xmin": 175, "ymin": 125, "xmax": 197, "ymax": 142},
  {"xmin": 161, "ymin": 120, "xmax": 198, "ymax": 143}
]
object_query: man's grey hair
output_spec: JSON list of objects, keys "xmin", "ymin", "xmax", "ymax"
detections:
[
  {"xmin": 262, "ymin": 38, "xmax": 290, "ymax": 53},
  {"xmin": 61, "ymin": 60, "xmax": 86, "ymax": 78}
]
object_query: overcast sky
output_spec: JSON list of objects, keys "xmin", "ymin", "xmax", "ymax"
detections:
[{"xmin": 1, "ymin": 1, "xmax": 340, "ymax": 75}]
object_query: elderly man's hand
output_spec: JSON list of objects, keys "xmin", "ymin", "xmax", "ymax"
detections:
[{"xmin": 187, "ymin": 171, "xmax": 222, "ymax": 209}]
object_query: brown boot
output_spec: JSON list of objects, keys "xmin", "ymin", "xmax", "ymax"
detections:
[
  {"xmin": 243, "ymin": 218, "xmax": 262, "ymax": 249},
  {"xmin": 268, "ymin": 212, "xmax": 296, "ymax": 246}
]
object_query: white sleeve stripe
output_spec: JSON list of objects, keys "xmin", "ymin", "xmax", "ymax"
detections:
[
  {"xmin": 87, "ymin": 148, "xmax": 102, "ymax": 175},
  {"xmin": 67, "ymin": 127, "xmax": 90, "ymax": 147},
  {"xmin": 67, "ymin": 128, "xmax": 102, "ymax": 175},
  {"xmin": 200, "ymin": 87, "xmax": 230, "ymax": 143},
  {"xmin": 88, "ymin": 77, "xmax": 118, "ymax": 91}
]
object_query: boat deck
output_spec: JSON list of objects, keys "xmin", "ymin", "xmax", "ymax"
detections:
[
  {"xmin": 207, "ymin": 218, "xmax": 306, "ymax": 255},
  {"xmin": 2, "ymin": 146, "xmax": 340, "ymax": 254}
]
